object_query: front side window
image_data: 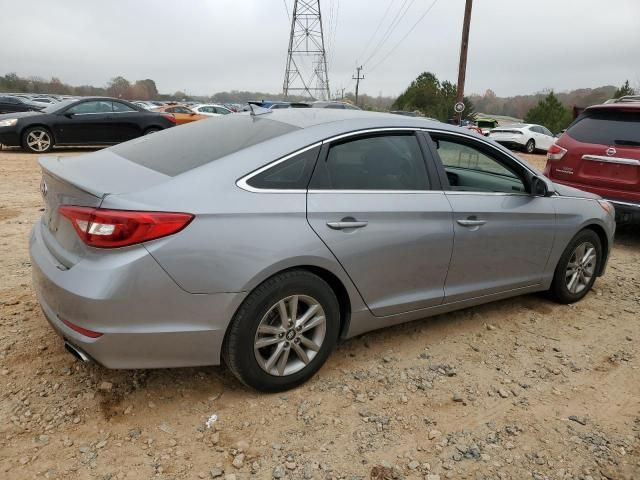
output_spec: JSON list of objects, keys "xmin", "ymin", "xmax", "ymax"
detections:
[
  {"xmin": 67, "ymin": 101, "xmax": 112, "ymax": 114},
  {"xmin": 433, "ymin": 137, "xmax": 526, "ymax": 194},
  {"xmin": 246, "ymin": 146, "xmax": 320, "ymax": 190},
  {"xmin": 215, "ymin": 107, "xmax": 230, "ymax": 115},
  {"xmin": 313, "ymin": 134, "xmax": 429, "ymax": 190}
]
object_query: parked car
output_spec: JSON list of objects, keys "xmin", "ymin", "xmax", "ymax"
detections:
[
  {"xmin": 30, "ymin": 109, "xmax": 614, "ymax": 391},
  {"xmin": 544, "ymin": 101, "xmax": 640, "ymax": 223},
  {"xmin": 151, "ymin": 105, "xmax": 208, "ymax": 125},
  {"xmin": 489, "ymin": 123, "xmax": 555, "ymax": 153},
  {"xmin": 311, "ymin": 101, "xmax": 360, "ymax": 110},
  {"xmin": 0, "ymin": 97, "xmax": 176, "ymax": 153},
  {"xmin": 0, "ymin": 95, "xmax": 44, "ymax": 114},
  {"xmin": 191, "ymin": 104, "xmax": 232, "ymax": 116},
  {"xmin": 476, "ymin": 117, "xmax": 499, "ymax": 136},
  {"xmin": 132, "ymin": 101, "xmax": 157, "ymax": 110}
]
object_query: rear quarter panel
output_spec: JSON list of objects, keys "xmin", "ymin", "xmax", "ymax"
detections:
[{"xmin": 545, "ymin": 196, "xmax": 615, "ymax": 283}]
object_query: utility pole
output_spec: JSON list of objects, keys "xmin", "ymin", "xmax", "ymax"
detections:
[
  {"xmin": 352, "ymin": 66, "xmax": 364, "ymax": 106},
  {"xmin": 454, "ymin": 0, "xmax": 473, "ymax": 125}
]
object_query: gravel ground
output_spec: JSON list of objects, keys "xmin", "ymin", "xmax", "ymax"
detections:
[{"xmin": 0, "ymin": 148, "xmax": 639, "ymax": 480}]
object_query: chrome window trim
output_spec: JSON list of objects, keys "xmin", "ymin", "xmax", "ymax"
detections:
[
  {"xmin": 236, "ymin": 126, "xmax": 538, "ymax": 193},
  {"xmin": 236, "ymin": 142, "xmax": 322, "ymax": 193},
  {"xmin": 308, "ymin": 189, "xmax": 441, "ymax": 194},
  {"xmin": 608, "ymin": 199, "xmax": 640, "ymax": 209},
  {"xmin": 582, "ymin": 154, "xmax": 640, "ymax": 166}
]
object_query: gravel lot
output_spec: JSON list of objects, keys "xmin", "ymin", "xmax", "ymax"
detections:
[{"xmin": 1, "ymin": 148, "xmax": 639, "ymax": 480}]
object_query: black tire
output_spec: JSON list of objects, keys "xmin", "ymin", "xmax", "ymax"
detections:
[
  {"xmin": 222, "ymin": 270, "xmax": 340, "ymax": 392},
  {"xmin": 549, "ymin": 229, "xmax": 602, "ymax": 304},
  {"xmin": 22, "ymin": 126, "xmax": 54, "ymax": 153},
  {"xmin": 525, "ymin": 139, "xmax": 535, "ymax": 154},
  {"xmin": 143, "ymin": 127, "xmax": 161, "ymax": 135}
]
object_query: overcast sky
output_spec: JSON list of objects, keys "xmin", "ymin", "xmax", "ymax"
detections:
[{"xmin": 3, "ymin": 0, "xmax": 639, "ymax": 98}]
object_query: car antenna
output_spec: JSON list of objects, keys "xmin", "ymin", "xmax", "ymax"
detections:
[{"xmin": 249, "ymin": 103, "xmax": 272, "ymax": 116}]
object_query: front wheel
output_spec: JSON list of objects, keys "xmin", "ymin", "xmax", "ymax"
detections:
[
  {"xmin": 223, "ymin": 270, "xmax": 340, "ymax": 392},
  {"xmin": 22, "ymin": 127, "xmax": 54, "ymax": 153},
  {"xmin": 549, "ymin": 229, "xmax": 601, "ymax": 304},
  {"xmin": 525, "ymin": 139, "xmax": 535, "ymax": 154}
]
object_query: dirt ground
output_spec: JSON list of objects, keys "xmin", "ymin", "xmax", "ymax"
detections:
[{"xmin": 0, "ymin": 148, "xmax": 638, "ymax": 480}]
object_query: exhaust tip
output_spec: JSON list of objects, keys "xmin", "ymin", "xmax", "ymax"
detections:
[{"xmin": 64, "ymin": 341, "xmax": 91, "ymax": 362}]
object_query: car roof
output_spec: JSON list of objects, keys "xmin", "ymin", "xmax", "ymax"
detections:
[
  {"xmin": 261, "ymin": 108, "xmax": 450, "ymax": 131},
  {"xmin": 586, "ymin": 102, "xmax": 640, "ymax": 111}
]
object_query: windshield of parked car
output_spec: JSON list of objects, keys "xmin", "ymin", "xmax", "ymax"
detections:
[
  {"xmin": 111, "ymin": 114, "xmax": 299, "ymax": 176},
  {"xmin": 567, "ymin": 110, "xmax": 640, "ymax": 146}
]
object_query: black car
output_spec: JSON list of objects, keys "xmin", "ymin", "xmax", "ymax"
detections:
[
  {"xmin": 0, "ymin": 97, "xmax": 177, "ymax": 153},
  {"xmin": 0, "ymin": 95, "xmax": 44, "ymax": 114}
]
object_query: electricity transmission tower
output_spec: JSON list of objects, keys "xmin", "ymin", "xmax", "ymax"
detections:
[{"xmin": 283, "ymin": 0, "xmax": 331, "ymax": 100}]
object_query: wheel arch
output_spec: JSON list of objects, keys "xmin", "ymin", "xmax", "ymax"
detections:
[
  {"xmin": 582, "ymin": 223, "xmax": 609, "ymax": 276},
  {"xmin": 240, "ymin": 262, "xmax": 354, "ymax": 341},
  {"xmin": 20, "ymin": 123, "xmax": 56, "ymax": 143}
]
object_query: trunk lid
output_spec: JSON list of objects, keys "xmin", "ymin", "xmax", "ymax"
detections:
[{"xmin": 38, "ymin": 150, "xmax": 170, "ymax": 267}]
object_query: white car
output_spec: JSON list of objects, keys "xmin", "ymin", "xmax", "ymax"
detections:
[
  {"xmin": 488, "ymin": 123, "xmax": 555, "ymax": 153},
  {"xmin": 190, "ymin": 104, "xmax": 232, "ymax": 116}
]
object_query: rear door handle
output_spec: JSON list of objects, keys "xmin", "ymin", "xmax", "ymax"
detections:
[
  {"xmin": 457, "ymin": 219, "xmax": 487, "ymax": 227},
  {"xmin": 327, "ymin": 220, "xmax": 368, "ymax": 230}
]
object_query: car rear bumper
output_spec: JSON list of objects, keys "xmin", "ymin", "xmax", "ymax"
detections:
[
  {"xmin": 493, "ymin": 139, "xmax": 526, "ymax": 149},
  {"xmin": 29, "ymin": 220, "xmax": 246, "ymax": 368}
]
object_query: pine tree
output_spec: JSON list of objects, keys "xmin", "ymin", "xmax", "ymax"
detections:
[{"xmin": 524, "ymin": 91, "xmax": 573, "ymax": 134}]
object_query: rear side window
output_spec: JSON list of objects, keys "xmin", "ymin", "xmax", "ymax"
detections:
[
  {"xmin": 246, "ymin": 145, "xmax": 320, "ymax": 190},
  {"xmin": 111, "ymin": 115, "xmax": 299, "ymax": 176},
  {"xmin": 567, "ymin": 110, "xmax": 640, "ymax": 146},
  {"xmin": 311, "ymin": 134, "xmax": 429, "ymax": 190}
]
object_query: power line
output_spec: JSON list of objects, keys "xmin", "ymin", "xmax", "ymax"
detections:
[
  {"xmin": 362, "ymin": 0, "xmax": 417, "ymax": 67},
  {"xmin": 282, "ymin": 0, "xmax": 291, "ymax": 23},
  {"xmin": 356, "ymin": 0, "xmax": 398, "ymax": 64},
  {"xmin": 369, "ymin": 0, "xmax": 439, "ymax": 73}
]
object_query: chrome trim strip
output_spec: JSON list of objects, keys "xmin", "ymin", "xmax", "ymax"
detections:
[
  {"xmin": 236, "ymin": 126, "xmax": 538, "ymax": 193},
  {"xmin": 609, "ymin": 199, "xmax": 640, "ymax": 209},
  {"xmin": 236, "ymin": 142, "xmax": 322, "ymax": 193},
  {"xmin": 308, "ymin": 189, "xmax": 442, "ymax": 194},
  {"xmin": 444, "ymin": 190, "xmax": 527, "ymax": 196},
  {"xmin": 320, "ymin": 127, "xmax": 420, "ymax": 144},
  {"xmin": 582, "ymin": 154, "xmax": 640, "ymax": 166}
]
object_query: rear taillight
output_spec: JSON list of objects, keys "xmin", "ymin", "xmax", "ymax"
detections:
[
  {"xmin": 58, "ymin": 206, "xmax": 193, "ymax": 248},
  {"xmin": 547, "ymin": 143, "xmax": 567, "ymax": 161},
  {"xmin": 162, "ymin": 114, "xmax": 177, "ymax": 124}
]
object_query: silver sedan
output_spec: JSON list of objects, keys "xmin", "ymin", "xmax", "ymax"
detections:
[{"xmin": 30, "ymin": 109, "xmax": 615, "ymax": 391}]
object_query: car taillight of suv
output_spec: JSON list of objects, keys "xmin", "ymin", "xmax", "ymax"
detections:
[{"xmin": 544, "ymin": 103, "xmax": 640, "ymax": 223}]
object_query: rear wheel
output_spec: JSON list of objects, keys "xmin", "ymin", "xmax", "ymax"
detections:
[
  {"xmin": 223, "ymin": 270, "xmax": 340, "ymax": 392},
  {"xmin": 549, "ymin": 229, "xmax": 601, "ymax": 303},
  {"xmin": 23, "ymin": 127, "xmax": 54, "ymax": 153},
  {"xmin": 525, "ymin": 139, "xmax": 535, "ymax": 154},
  {"xmin": 143, "ymin": 127, "xmax": 161, "ymax": 135}
]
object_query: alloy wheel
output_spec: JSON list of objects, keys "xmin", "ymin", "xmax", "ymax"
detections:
[
  {"xmin": 26, "ymin": 130, "xmax": 51, "ymax": 152},
  {"xmin": 254, "ymin": 294, "xmax": 326, "ymax": 376},
  {"xmin": 565, "ymin": 241, "xmax": 596, "ymax": 294}
]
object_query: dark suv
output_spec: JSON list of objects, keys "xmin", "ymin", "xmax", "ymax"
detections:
[{"xmin": 544, "ymin": 101, "xmax": 640, "ymax": 223}]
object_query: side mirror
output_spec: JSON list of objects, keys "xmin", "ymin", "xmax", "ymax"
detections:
[
  {"xmin": 531, "ymin": 176, "xmax": 551, "ymax": 196},
  {"xmin": 63, "ymin": 112, "xmax": 74, "ymax": 118}
]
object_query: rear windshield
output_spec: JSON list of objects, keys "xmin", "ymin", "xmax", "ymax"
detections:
[
  {"xmin": 567, "ymin": 110, "xmax": 640, "ymax": 146},
  {"xmin": 111, "ymin": 114, "xmax": 299, "ymax": 176}
]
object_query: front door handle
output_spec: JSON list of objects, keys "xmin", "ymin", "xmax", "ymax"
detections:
[
  {"xmin": 327, "ymin": 220, "xmax": 368, "ymax": 230},
  {"xmin": 457, "ymin": 219, "xmax": 487, "ymax": 227}
]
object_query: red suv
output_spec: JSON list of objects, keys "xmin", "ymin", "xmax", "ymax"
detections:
[{"xmin": 544, "ymin": 100, "xmax": 640, "ymax": 223}]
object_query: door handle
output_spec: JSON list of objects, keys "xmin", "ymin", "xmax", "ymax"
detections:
[
  {"xmin": 457, "ymin": 219, "xmax": 486, "ymax": 227},
  {"xmin": 326, "ymin": 220, "xmax": 368, "ymax": 230}
]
